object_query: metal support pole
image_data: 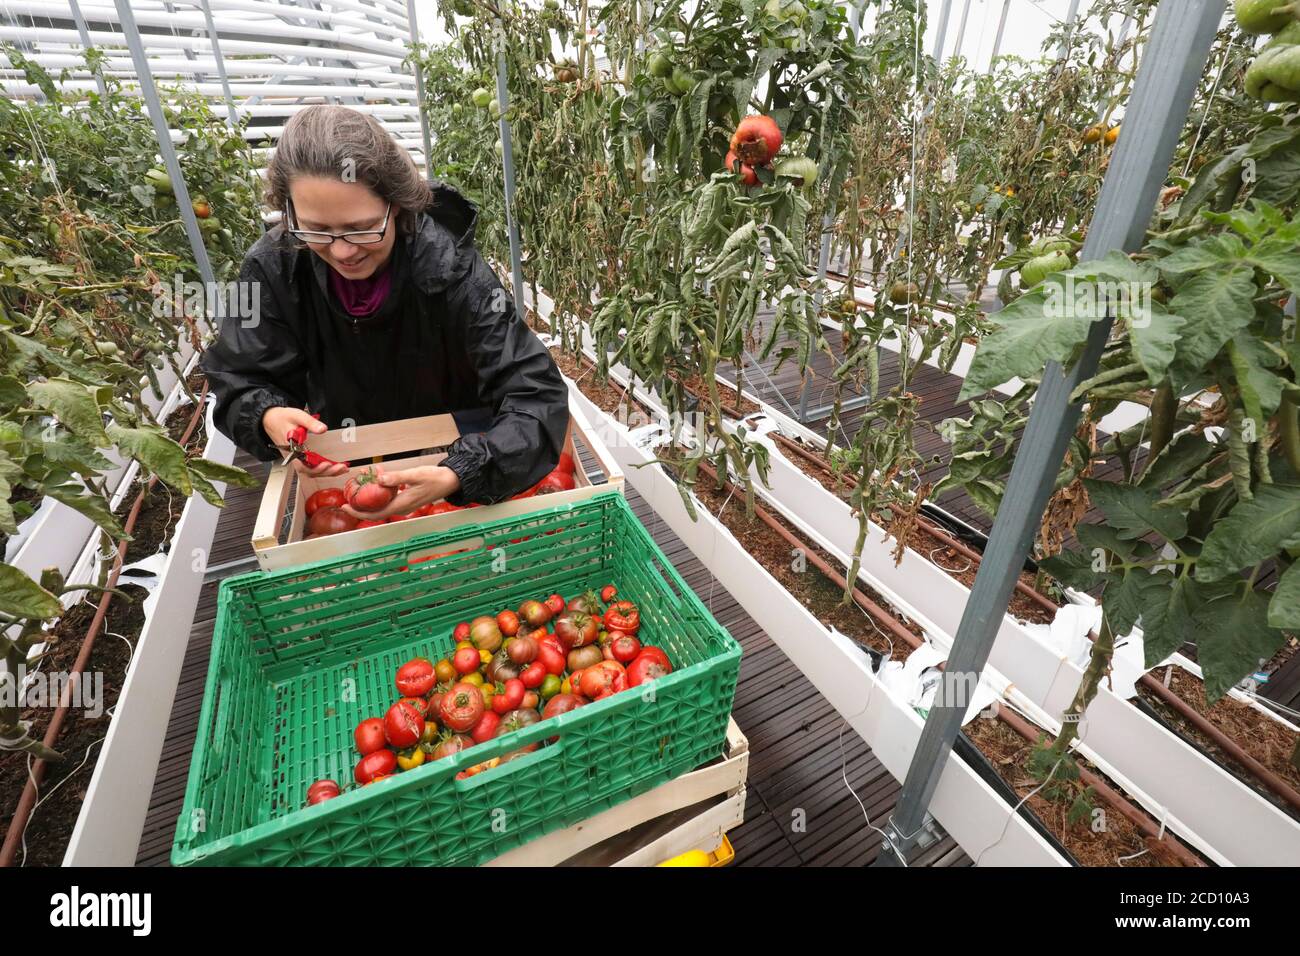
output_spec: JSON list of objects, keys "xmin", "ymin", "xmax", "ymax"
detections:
[
  {"xmin": 931, "ymin": 0, "xmax": 954, "ymax": 61},
  {"xmin": 988, "ymin": 0, "xmax": 1011, "ymax": 71},
  {"xmin": 405, "ymin": 0, "xmax": 434, "ymax": 180},
  {"xmin": 197, "ymin": 0, "xmax": 239, "ymax": 130},
  {"xmin": 1055, "ymin": 0, "xmax": 1085, "ymax": 64},
  {"xmin": 495, "ymin": 40, "xmax": 526, "ymax": 317},
  {"xmin": 67, "ymin": 0, "xmax": 107, "ymax": 99},
  {"xmin": 952, "ymin": 0, "xmax": 973, "ymax": 62},
  {"xmin": 113, "ymin": 0, "xmax": 221, "ymax": 321},
  {"xmin": 874, "ymin": 0, "xmax": 1227, "ymax": 867}
]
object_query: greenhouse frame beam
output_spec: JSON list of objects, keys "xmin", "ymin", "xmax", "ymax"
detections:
[
  {"xmin": 197, "ymin": 0, "xmax": 239, "ymax": 129},
  {"xmin": 496, "ymin": 39, "xmax": 525, "ymax": 316},
  {"xmin": 875, "ymin": 0, "xmax": 1227, "ymax": 868},
  {"xmin": 405, "ymin": 0, "xmax": 433, "ymax": 178},
  {"xmin": 952, "ymin": 0, "xmax": 972, "ymax": 62},
  {"xmin": 67, "ymin": 0, "xmax": 107, "ymax": 98},
  {"xmin": 931, "ymin": 0, "xmax": 953, "ymax": 60},
  {"xmin": 987, "ymin": 0, "xmax": 1011, "ymax": 70},
  {"xmin": 112, "ymin": 0, "xmax": 221, "ymax": 311}
]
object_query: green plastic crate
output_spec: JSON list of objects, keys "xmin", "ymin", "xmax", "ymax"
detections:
[{"xmin": 171, "ymin": 491, "xmax": 741, "ymax": 866}]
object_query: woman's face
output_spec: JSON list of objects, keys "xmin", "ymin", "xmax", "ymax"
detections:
[{"xmin": 288, "ymin": 176, "xmax": 397, "ymax": 280}]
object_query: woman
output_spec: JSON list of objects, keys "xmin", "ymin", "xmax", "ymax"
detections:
[{"xmin": 203, "ymin": 105, "xmax": 569, "ymax": 517}]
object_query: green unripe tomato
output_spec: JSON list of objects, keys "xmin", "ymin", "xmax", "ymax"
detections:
[
  {"xmin": 1020, "ymin": 251, "xmax": 1072, "ymax": 288},
  {"xmin": 1234, "ymin": 0, "xmax": 1294, "ymax": 35},
  {"xmin": 646, "ymin": 50, "xmax": 673, "ymax": 78},
  {"xmin": 471, "ymin": 87, "xmax": 492, "ymax": 108}
]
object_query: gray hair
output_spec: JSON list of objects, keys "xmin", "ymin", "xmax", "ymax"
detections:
[{"xmin": 265, "ymin": 105, "xmax": 432, "ymax": 235}]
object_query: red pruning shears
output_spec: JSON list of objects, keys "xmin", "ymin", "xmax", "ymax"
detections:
[{"xmin": 280, "ymin": 413, "xmax": 341, "ymax": 469}]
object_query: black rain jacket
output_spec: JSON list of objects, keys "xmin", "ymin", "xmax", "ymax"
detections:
[{"xmin": 201, "ymin": 183, "xmax": 569, "ymax": 505}]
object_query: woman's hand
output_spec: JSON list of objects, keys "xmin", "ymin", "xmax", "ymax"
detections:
[
  {"xmin": 262, "ymin": 406, "xmax": 349, "ymax": 478},
  {"xmin": 340, "ymin": 464, "xmax": 462, "ymax": 520}
]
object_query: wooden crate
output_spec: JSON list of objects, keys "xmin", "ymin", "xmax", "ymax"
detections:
[
  {"xmin": 251, "ymin": 397, "xmax": 623, "ymax": 571},
  {"xmin": 483, "ymin": 718, "xmax": 748, "ymax": 867}
]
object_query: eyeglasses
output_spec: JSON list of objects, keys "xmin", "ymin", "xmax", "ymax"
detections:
[{"xmin": 285, "ymin": 200, "xmax": 392, "ymax": 245}]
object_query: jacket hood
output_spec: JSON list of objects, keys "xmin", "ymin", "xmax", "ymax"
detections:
[{"xmin": 408, "ymin": 181, "xmax": 479, "ymax": 295}]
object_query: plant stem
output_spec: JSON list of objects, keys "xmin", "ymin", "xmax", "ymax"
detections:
[{"xmin": 1049, "ymin": 610, "xmax": 1115, "ymax": 761}]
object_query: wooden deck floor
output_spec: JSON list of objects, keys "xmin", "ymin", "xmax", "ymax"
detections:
[{"xmin": 135, "ymin": 449, "xmax": 970, "ymax": 867}]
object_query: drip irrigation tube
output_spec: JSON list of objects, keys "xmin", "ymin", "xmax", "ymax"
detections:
[{"xmin": 0, "ymin": 383, "xmax": 209, "ymax": 868}]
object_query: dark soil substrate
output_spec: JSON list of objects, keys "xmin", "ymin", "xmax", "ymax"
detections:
[
  {"xmin": 963, "ymin": 716, "xmax": 1176, "ymax": 867},
  {"xmin": 0, "ymin": 583, "xmax": 148, "ymax": 866},
  {"xmin": 1136, "ymin": 667, "xmax": 1300, "ymax": 817},
  {"xmin": 0, "ymin": 380, "xmax": 205, "ymax": 866}
]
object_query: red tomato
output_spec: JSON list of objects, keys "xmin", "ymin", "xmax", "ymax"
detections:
[
  {"xmin": 520, "ymin": 689, "xmax": 540, "ymax": 710},
  {"xmin": 428, "ymin": 501, "xmax": 461, "ymax": 514},
  {"xmin": 308, "ymin": 506, "xmax": 358, "ymax": 536},
  {"xmin": 469, "ymin": 616, "xmax": 503, "ymax": 653},
  {"xmin": 453, "ymin": 621, "xmax": 471, "ymax": 642},
  {"xmin": 439, "ymin": 682, "xmax": 485, "ymax": 733},
  {"xmin": 544, "ymin": 594, "xmax": 566, "ymax": 616},
  {"xmin": 395, "ymin": 657, "xmax": 436, "ymax": 697},
  {"xmin": 306, "ymin": 779, "xmax": 340, "ymax": 806},
  {"xmin": 507, "ymin": 634, "xmax": 538, "ymax": 665},
  {"xmin": 471, "ymin": 711, "xmax": 501, "ymax": 744},
  {"xmin": 497, "ymin": 610, "xmax": 520, "ymax": 637},
  {"xmin": 384, "ymin": 700, "xmax": 425, "ymax": 749},
  {"xmin": 431, "ymin": 734, "xmax": 473, "ymax": 760},
  {"xmin": 730, "ymin": 114, "xmax": 784, "ymax": 165},
  {"xmin": 453, "ymin": 646, "xmax": 482, "ymax": 676},
  {"xmin": 537, "ymin": 469, "xmax": 577, "ymax": 494},
  {"xmin": 627, "ymin": 654, "xmax": 671, "ymax": 687},
  {"xmin": 354, "ymin": 749, "xmax": 396, "ymax": 784},
  {"xmin": 600, "ymin": 585, "xmax": 617, "ymax": 603},
  {"xmin": 579, "ymin": 661, "xmax": 627, "ymax": 699},
  {"xmin": 542, "ymin": 693, "xmax": 584, "ymax": 721},
  {"xmin": 636, "ymin": 646, "xmax": 672, "ymax": 670},
  {"xmin": 305, "ymin": 487, "xmax": 346, "ymax": 517},
  {"xmin": 604, "ymin": 601, "xmax": 640, "ymax": 633},
  {"xmin": 353, "ymin": 717, "xmax": 386, "ymax": 755},
  {"xmin": 355, "ymin": 518, "xmax": 386, "ymax": 528},
  {"xmin": 344, "ymin": 468, "xmax": 395, "ymax": 513},
  {"xmin": 492, "ymin": 678, "xmax": 525, "ymax": 714},
  {"xmin": 556, "ymin": 452, "xmax": 575, "ymax": 473},
  {"xmin": 609, "ymin": 633, "xmax": 641, "ymax": 664},
  {"xmin": 397, "ymin": 696, "xmax": 428, "ymax": 717},
  {"xmin": 518, "ymin": 599, "xmax": 552, "ymax": 627},
  {"xmin": 535, "ymin": 637, "xmax": 566, "ymax": 676},
  {"xmin": 519, "ymin": 661, "xmax": 546, "ymax": 689},
  {"xmin": 554, "ymin": 612, "xmax": 598, "ymax": 649}
]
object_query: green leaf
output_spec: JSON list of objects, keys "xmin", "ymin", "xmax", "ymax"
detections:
[
  {"xmin": 1140, "ymin": 573, "xmax": 1223, "ymax": 666},
  {"xmin": 1158, "ymin": 234, "xmax": 1247, "ymax": 275},
  {"xmin": 1083, "ymin": 478, "xmax": 1188, "ymax": 542},
  {"xmin": 1138, "ymin": 430, "xmax": 1220, "ymax": 490},
  {"xmin": 0, "ymin": 373, "xmax": 25, "ymax": 409},
  {"xmin": 960, "ymin": 287, "xmax": 1093, "ymax": 399},
  {"xmin": 1063, "ymin": 250, "xmax": 1157, "ymax": 285},
  {"xmin": 1269, "ymin": 562, "xmax": 1300, "ymax": 629},
  {"xmin": 1126, "ymin": 303, "xmax": 1185, "ymax": 384},
  {"xmin": 1196, "ymin": 477, "xmax": 1300, "ymax": 582},
  {"xmin": 0, "ymin": 563, "xmax": 62, "ymax": 620},
  {"xmin": 26, "ymin": 377, "xmax": 109, "ymax": 447},
  {"xmin": 1195, "ymin": 587, "xmax": 1285, "ymax": 703},
  {"xmin": 188, "ymin": 472, "xmax": 225, "ymax": 509},
  {"xmin": 1077, "ymin": 522, "xmax": 1155, "ymax": 561},
  {"xmin": 187, "ymin": 457, "xmax": 258, "ymax": 488},
  {"xmin": 1245, "ymin": 235, "xmax": 1300, "ymax": 292},
  {"xmin": 107, "ymin": 423, "xmax": 193, "ymax": 496},
  {"xmin": 1228, "ymin": 334, "xmax": 1286, "ymax": 423},
  {"xmin": 44, "ymin": 482, "xmax": 128, "ymax": 540},
  {"xmin": 1104, "ymin": 568, "xmax": 1166, "ymax": 637},
  {"xmin": 1167, "ymin": 267, "xmax": 1257, "ymax": 378},
  {"xmin": 1039, "ymin": 547, "xmax": 1111, "ymax": 591}
]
